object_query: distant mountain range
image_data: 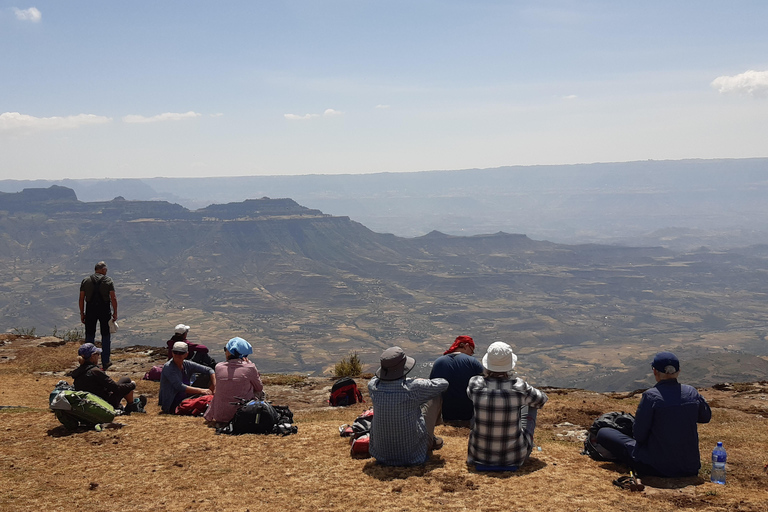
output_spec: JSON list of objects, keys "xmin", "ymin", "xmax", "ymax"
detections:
[
  {"xmin": 3, "ymin": 158, "xmax": 768, "ymax": 249},
  {"xmin": 1, "ymin": 184, "xmax": 768, "ymax": 391}
]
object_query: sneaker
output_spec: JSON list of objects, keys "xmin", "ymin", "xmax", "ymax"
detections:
[
  {"xmin": 432, "ymin": 436, "xmax": 444, "ymax": 451},
  {"xmin": 102, "ymin": 362, "xmax": 113, "ymax": 371}
]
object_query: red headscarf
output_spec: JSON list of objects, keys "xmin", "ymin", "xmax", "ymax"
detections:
[{"xmin": 444, "ymin": 335, "xmax": 475, "ymax": 355}]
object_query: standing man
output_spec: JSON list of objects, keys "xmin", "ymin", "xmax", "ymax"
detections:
[
  {"xmin": 430, "ymin": 335, "xmax": 484, "ymax": 427},
  {"xmin": 595, "ymin": 351, "xmax": 712, "ymax": 477},
  {"xmin": 368, "ymin": 346, "xmax": 448, "ymax": 466},
  {"xmin": 79, "ymin": 261, "xmax": 118, "ymax": 370}
]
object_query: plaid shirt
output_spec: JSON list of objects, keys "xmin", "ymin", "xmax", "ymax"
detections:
[
  {"xmin": 368, "ymin": 377, "xmax": 448, "ymax": 466},
  {"xmin": 467, "ymin": 375, "xmax": 548, "ymax": 466}
]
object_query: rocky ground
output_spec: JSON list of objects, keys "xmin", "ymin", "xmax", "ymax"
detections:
[{"xmin": 1, "ymin": 334, "xmax": 767, "ymax": 512}]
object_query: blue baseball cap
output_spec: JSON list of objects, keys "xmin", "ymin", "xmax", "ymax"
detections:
[
  {"xmin": 652, "ymin": 352, "xmax": 680, "ymax": 374},
  {"xmin": 78, "ymin": 343, "xmax": 102, "ymax": 359},
  {"xmin": 226, "ymin": 337, "xmax": 253, "ymax": 358}
]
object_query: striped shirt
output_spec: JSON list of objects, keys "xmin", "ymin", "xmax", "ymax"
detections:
[
  {"xmin": 368, "ymin": 377, "xmax": 448, "ymax": 466},
  {"xmin": 467, "ymin": 375, "xmax": 548, "ymax": 467}
]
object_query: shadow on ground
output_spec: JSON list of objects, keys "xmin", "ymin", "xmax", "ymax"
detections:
[
  {"xmin": 363, "ymin": 456, "xmax": 447, "ymax": 480},
  {"xmin": 466, "ymin": 457, "xmax": 547, "ymax": 478}
]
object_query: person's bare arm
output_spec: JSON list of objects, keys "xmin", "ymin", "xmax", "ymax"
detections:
[
  {"xmin": 109, "ymin": 291, "xmax": 118, "ymax": 321},
  {"xmin": 185, "ymin": 385, "xmax": 212, "ymax": 396},
  {"xmin": 79, "ymin": 291, "xmax": 86, "ymax": 324}
]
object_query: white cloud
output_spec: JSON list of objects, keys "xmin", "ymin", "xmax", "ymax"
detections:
[
  {"xmin": 122, "ymin": 111, "xmax": 202, "ymax": 123},
  {"xmin": 284, "ymin": 109, "xmax": 342, "ymax": 120},
  {"xmin": 210, "ymin": 113, "xmax": 224, "ymax": 117},
  {"xmin": 284, "ymin": 113, "xmax": 319, "ymax": 120},
  {"xmin": 711, "ymin": 70, "xmax": 768, "ymax": 98},
  {"xmin": 13, "ymin": 7, "xmax": 41, "ymax": 22},
  {"xmin": 0, "ymin": 112, "xmax": 111, "ymax": 131},
  {"xmin": 562, "ymin": 95, "xmax": 578, "ymax": 100},
  {"xmin": 374, "ymin": 104, "xmax": 391, "ymax": 109}
]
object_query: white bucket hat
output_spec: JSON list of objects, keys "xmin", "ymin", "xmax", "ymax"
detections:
[{"xmin": 482, "ymin": 342, "xmax": 518, "ymax": 372}]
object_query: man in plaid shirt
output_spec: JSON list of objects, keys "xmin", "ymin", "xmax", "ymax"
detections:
[
  {"xmin": 467, "ymin": 342, "xmax": 548, "ymax": 469},
  {"xmin": 368, "ymin": 346, "xmax": 449, "ymax": 466}
]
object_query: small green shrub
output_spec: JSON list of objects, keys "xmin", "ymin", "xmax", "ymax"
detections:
[
  {"xmin": 333, "ymin": 352, "xmax": 363, "ymax": 377},
  {"xmin": 11, "ymin": 327, "xmax": 36, "ymax": 337},
  {"xmin": 61, "ymin": 327, "xmax": 84, "ymax": 343}
]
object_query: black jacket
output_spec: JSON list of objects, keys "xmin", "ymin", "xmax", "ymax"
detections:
[{"xmin": 71, "ymin": 362, "xmax": 134, "ymax": 403}]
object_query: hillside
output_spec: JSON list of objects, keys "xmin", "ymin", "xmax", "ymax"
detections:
[
  {"xmin": 1, "ymin": 335, "xmax": 767, "ymax": 512},
  {"xmin": 4, "ymin": 158, "xmax": 768, "ymax": 248},
  {"xmin": 2, "ymin": 187, "xmax": 768, "ymax": 391}
]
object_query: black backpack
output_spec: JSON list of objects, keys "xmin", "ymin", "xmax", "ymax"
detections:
[
  {"xmin": 88, "ymin": 275, "xmax": 107, "ymax": 304},
  {"xmin": 189, "ymin": 351, "xmax": 217, "ymax": 388},
  {"xmin": 328, "ymin": 377, "xmax": 364, "ymax": 407},
  {"xmin": 217, "ymin": 398, "xmax": 297, "ymax": 436},
  {"xmin": 339, "ymin": 408, "xmax": 373, "ymax": 438},
  {"xmin": 583, "ymin": 411, "xmax": 635, "ymax": 461}
]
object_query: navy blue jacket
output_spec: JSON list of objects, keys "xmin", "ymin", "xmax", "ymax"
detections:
[
  {"xmin": 430, "ymin": 352, "xmax": 483, "ymax": 421},
  {"xmin": 632, "ymin": 379, "xmax": 712, "ymax": 477}
]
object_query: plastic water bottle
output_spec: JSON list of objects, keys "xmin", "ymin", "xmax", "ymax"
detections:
[{"xmin": 711, "ymin": 442, "xmax": 727, "ymax": 484}]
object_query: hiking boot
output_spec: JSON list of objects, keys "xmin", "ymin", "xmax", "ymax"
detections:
[
  {"xmin": 102, "ymin": 362, "xmax": 113, "ymax": 371},
  {"xmin": 432, "ymin": 436, "xmax": 444, "ymax": 451},
  {"xmin": 134, "ymin": 395, "xmax": 148, "ymax": 413}
]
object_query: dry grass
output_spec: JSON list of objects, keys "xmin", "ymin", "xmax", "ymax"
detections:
[{"xmin": 1, "ymin": 336, "xmax": 767, "ymax": 512}]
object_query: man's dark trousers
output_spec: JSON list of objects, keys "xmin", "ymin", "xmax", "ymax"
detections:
[{"xmin": 85, "ymin": 302, "xmax": 111, "ymax": 367}]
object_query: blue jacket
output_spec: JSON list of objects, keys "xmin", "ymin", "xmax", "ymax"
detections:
[
  {"xmin": 430, "ymin": 352, "xmax": 483, "ymax": 421},
  {"xmin": 632, "ymin": 379, "xmax": 712, "ymax": 477}
]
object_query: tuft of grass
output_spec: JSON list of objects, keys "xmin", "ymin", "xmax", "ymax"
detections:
[
  {"xmin": 11, "ymin": 327, "xmax": 36, "ymax": 337},
  {"xmin": 60, "ymin": 327, "xmax": 84, "ymax": 343},
  {"xmin": 261, "ymin": 374, "xmax": 308, "ymax": 386},
  {"xmin": 333, "ymin": 352, "xmax": 362, "ymax": 377}
]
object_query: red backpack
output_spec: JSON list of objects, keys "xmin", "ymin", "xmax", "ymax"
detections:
[
  {"xmin": 328, "ymin": 377, "xmax": 364, "ymax": 407},
  {"xmin": 339, "ymin": 408, "xmax": 374, "ymax": 457},
  {"xmin": 175, "ymin": 394, "xmax": 213, "ymax": 416}
]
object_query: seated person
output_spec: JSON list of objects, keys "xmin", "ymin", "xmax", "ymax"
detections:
[
  {"xmin": 368, "ymin": 346, "xmax": 448, "ymax": 466},
  {"xmin": 158, "ymin": 341, "xmax": 216, "ymax": 414},
  {"xmin": 166, "ymin": 324, "xmax": 211, "ymax": 362},
  {"xmin": 430, "ymin": 335, "xmax": 484, "ymax": 427},
  {"xmin": 204, "ymin": 337, "xmax": 264, "ymax": 424},
  {"xmin": 467, "ymin": 342, "xmax": 548, "ymax": 469},
  {"xmin": 595, "ymin": 352, "xmax": 712, "ymax": 477},
  {"xmin": 166, "ymin": 324, "xmax": 215, "ymax": 387},
  {"xmin": 72, "ymin": 343, "xmax": 146, "ymax": 414}
]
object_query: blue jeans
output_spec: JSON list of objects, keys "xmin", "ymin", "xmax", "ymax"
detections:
[
  {"xmin": 521, "ymin": 405, "xmax": 538, "ymax": 438},
  {"xmin": 595, "ymin": 427, "xmax": 661, "ymax": 476}
]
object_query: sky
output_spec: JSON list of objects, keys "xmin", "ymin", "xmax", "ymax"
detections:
[{"xmin": 1, "ymin": 1, "xmax": 768, "ymax": 180}]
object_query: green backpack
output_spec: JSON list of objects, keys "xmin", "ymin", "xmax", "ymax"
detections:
[{"xmin": 50, "ymin": 388, "xmax": 116, "ymax": 429}]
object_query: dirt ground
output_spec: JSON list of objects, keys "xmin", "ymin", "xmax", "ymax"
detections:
[{"xmin": 1, "ymin": 335, "xmax": 767, "ymax": 512}]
